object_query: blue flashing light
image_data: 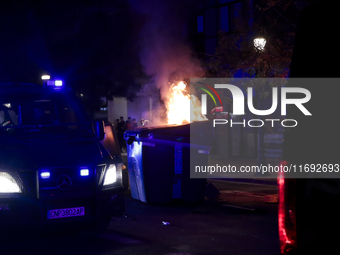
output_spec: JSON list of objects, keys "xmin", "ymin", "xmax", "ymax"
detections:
[
  {"xmin": 46, "ymin": 81, "xmax": 55, "ymax": 86},
  {"xmin": 45, "ymin": 80, "xmax": 64, "ymax": 88},
  {"xmin": 55, "ymin": 80, "xmax": 63, "ymax": 87},
  {"xmin": 80, "ymin": 169, "xmax": 89, "ymax": 176},
  {"xmin": 41, "ymin": 171, "xmax": 50, "ymax": 179}
]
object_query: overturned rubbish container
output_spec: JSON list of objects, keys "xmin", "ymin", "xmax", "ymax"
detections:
[{"xmin": 124, "ymin": 121, "xmax": 213, "ymax": 204}]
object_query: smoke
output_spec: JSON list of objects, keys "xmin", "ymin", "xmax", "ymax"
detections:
[
  {"xmin": 130, "ymin": 0, "xmax": 204, "ymax": 100},
  {"xmin": 141, "ymin": 107, "xmax": 168, "ymax": 127}
]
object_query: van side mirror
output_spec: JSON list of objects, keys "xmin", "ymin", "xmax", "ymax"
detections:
[{"xmin": 94, "ymin": 120, "xmax": 105, "ymax": 141}]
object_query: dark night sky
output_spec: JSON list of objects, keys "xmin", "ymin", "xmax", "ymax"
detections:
[
  {"xmin": 0, "ymin": 0, "xmax": 142, "ymax": 101},
  {"xmin": 0, "ymin": 0, "xmax": 317, "ymax": 104}
]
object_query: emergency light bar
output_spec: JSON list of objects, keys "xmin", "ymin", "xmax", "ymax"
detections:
[
  {"xmin": 46, "ymin": 80, "xmax": 63, "ymax": 87},
  {"xmin": 41, "ymin": 75, "xmax": 50, "ymax": 80}
]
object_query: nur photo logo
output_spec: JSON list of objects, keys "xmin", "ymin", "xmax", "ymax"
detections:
[{"xmin": 194, "ymin": 79, "xmax": 312, "ymax": 128}]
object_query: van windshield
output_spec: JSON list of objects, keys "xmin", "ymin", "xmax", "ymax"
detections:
[{"xmin": 0, "ymin": 92, "xmax": 93, "ymax": 138}]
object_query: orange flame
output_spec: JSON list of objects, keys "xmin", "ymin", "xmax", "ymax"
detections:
[{"xmin": 166, "ymin": 81, "xmax": 208, "ymax": 125}]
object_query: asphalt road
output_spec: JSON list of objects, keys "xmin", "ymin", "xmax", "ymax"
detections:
[{"xmin": 1, "ymin": 181, "xmax": 279, "ymax": 255}]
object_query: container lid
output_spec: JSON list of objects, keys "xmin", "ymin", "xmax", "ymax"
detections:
[{"xmin": 124, "ymin": 121, "xmax": 213, "ymax": 148}]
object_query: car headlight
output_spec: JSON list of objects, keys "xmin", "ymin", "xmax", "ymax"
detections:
[
  {"xmin": 103, "ymin": 165, "xmax": 117, "ymax": 186},
  {"xmin": 0, "ymin": 172, "xmax": 21, "ymax": 193}
]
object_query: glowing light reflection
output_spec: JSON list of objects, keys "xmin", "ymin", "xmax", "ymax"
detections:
[{"xmin": 0, "ymin": 173, "xmax": 21, "ymax": 193}]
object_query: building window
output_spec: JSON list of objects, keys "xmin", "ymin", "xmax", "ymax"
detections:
[
  {"xmin": 233, "ymin": 2, "xmax": 243, "ymax": 30},
  {"xmin": 220, "ymin": 6, "xmax": 229, "ymax": 32},
  {"xmin": 234, "ymin": 2, "xmax": 242, "ymax": 18},
  {"xmin": 197, "ymin": 16, "xmax": 204, "ymax": 33},
  {"xmin": 204, "ymin": 8, "xmax": 217, "ymax": 37},
  {"xmin": 205, "ymin": 37, "xmax": 217, "ymax": 55}
]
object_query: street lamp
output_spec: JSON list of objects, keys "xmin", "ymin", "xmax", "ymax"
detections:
[
  {"xmin": 254, "ymin": 38, "xmax": 266, "ymax": 52},
  {"xmin": 253, "ymin": 37, "xmax": 267, "ymax": 172}
]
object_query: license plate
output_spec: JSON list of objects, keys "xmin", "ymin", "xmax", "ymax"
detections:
[{"xmin": 47, "ymin": 207, "xmax": 85, "ymax": 219}]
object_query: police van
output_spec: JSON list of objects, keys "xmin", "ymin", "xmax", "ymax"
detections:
[{"xmin": 0, "ymin": 80, "xmax": 125, "ymax": 232}]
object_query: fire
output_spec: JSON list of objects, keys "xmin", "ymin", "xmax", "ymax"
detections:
[{"xmin": 166, "ymin": 81, "xmax": 208, "ymax": 125}]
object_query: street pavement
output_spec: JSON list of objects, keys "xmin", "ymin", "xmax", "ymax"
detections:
[{"xmin": 1, "ymin": 180, "xmax": 279, "ymax": 255}]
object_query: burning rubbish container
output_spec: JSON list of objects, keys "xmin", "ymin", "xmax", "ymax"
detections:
[{"xmin": 124, "ymin": 121, "xmax": 213, "ymax": 204}]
